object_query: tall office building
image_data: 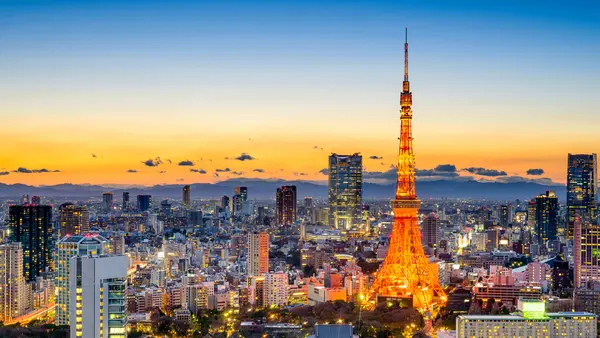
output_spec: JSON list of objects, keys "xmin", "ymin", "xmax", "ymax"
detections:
[
  {"xmin": 421, "ymin": 213, "xmax": 440, "ymax": 249},
  {"xmin": 498, "ymin": 205, "xmax": 509, "ymax": 227},
  {"xmin": 567, "ymin": 154, "xmax": 597, "ymax": 239},
  {"xmin": 56, "ymin": 235, "xmax": 109, "ymax": 326},
  {"xmin": 234, "ymin": 186, "xmax": 248, "ymax": 202},
  {"xmin": 276, "ymin": 186, "xmax": 297, "ymax": 226},
  {"xmin": 137, "ymin": 195, "xmax": 152, "ymax": 212},
  {"xmin": 574, "ymin": 218, "xmax": 600, "ymax": 287},
  {"xmin": 102, "ymin": 192, "xmax": 114, "ymax": 211},
  {"xmin": 534, "ymin": 191, "xmax": 559, "ymax": 245},
  {"xmin": 58, "ymin": 203, "xmax": 90, "ymax": 238},
  {"xmin": 122, "ymin": 192, "xmax": 130, "ymax": 210},
  {"xmin": 247, "ymin": 232, "xmax": 269, "ymax": 276},
  {"xmin": 9, "ymin": 205, "xmax": 53, "ymax": 282},
  {"xmin": 69, "ymin": 254, "xmax": 128, "ymax": 338},
  {"xmin": 328, "ymin": 153, "xmax": 362, "ymax": 230},
  {"xmin": 182, "ymin": 185, "xmax": 191, "ymax": 208},
  {"xmin": 220, "ymin": 196, "xmax": 230, "ymax": 210},
  {"xmin": 0, "ymin": 243, "xmax": 28, "ymax": 323}
]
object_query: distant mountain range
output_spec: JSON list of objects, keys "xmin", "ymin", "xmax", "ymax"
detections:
[{"xmin": 0, "ymin": 179, "xmax": 566, "ymax": 201}]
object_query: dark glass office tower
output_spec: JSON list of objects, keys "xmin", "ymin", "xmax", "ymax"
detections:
[
  {"xmin": 567, "ymin": 154, "xmax": 597, "ymax": 239},
  {"xmin": 535, "ymin": 191, "xmax": 559, "ymax": 245},
  {"xmin": 276, "ymin": 185, "xmax": 297, "ymax": 226},
  {"xmin": 137, "ymin": 194, "xmax": 152, "ymax": 212},
  {"xmin": 328, "ymin": 153, "xmax": 362, "ymax": 230},
  {"xmin": 9, "ymin": 204, "xmax": 53, "ymax": 281}
]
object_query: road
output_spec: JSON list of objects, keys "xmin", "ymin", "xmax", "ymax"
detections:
[{"xmin": 5, "ymin": 303, "xmax": 56, "ymax": 325}]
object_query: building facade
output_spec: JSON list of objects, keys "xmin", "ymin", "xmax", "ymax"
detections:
[
  {"xmin": 136, "ymin": 195, "xmax": 151, "ymax": 212},
  {"xmin": 69, "ymin": 255, "xmax": 128, "ymax": 338},
  {"xmin": 9, "ymin": 204, "xmax": 53, "ymax": 282},
  {"xmin": 264, "ymin": 272, "xmax": 289, "ymax": 307},
  {"xmin": 182, "ymin": 185, "xmax": 191, "ymax": 207},
  {"xmin": 58, "ymin": 203, "xmax": 90, "ymax": 237},
  {"xmin": 0, "ymin": 243, "xmax": 28, "ymax": 323},
  {"xmin": 421, "ymin": 213, "xmax": 440, "ymax": 249},
  {"xmin": 574, "ymin": 219, "xmax": 600, "ymax": 287},
  {"xmin": 534, "ymin": 191, "xmax": 559, "ymax": 245},
  {"xmin": 328, "ymin": 153, "xmax": 362, "ymax": 230},
  {"xmin": 276, "ymin": 185, "xmax": 297, "ymax": 226},
  {"xmin": 247, "ymin": 232, "xmax": 269, "ymax": 276},
  {"xmin": 56, "ymin": 234, "xmax": 109, "ymax": 326},
  {"xmin": 567, "ymin": 154, "xmax": 597, "ymax": 239}
]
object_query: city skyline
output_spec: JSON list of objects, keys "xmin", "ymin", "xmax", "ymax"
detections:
[{"xmin": 1, "ymin": 0, "xmax": 599, "ymax": 186}]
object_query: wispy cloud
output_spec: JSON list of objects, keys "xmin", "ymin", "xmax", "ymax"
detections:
[
  {"xmin": 318, "ymin": 168, "xmax": 329, "ymax": 175},
  {"xmin": 13, "ymin": 167, "xmax": 61, "ymax": 174},
  {"xmin": 0, "ymin": 171, "xmax": 9, "ymax": 176},
  {"xmin": 126, "ymin": 169, "xmax": 138, "ymax": 173},
  {"xmin": 215, "ymin": 168, "xmax": 231, "ymax": 172},
  {"xmin": 190, "ymin": 169, "xmax": 207, "ymax": 174},
  {"xmin": 253, "ymin": 168, "xmax": 265, "ymax": 173},
  {"xmin": 234, "ymin": 153, "xmax": 255, "ymax": 161},
  {"xmin": 369, "ymin": 155, "xmax": 383, "ymax": 160},
  {"xmin": 463, "ymin": 167, "xmax": 507, "ymax": 177}
]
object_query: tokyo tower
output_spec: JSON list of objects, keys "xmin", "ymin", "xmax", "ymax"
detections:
[{"xmin": 368, "ymin": 29, "xmax": 446, "ymax": 312}]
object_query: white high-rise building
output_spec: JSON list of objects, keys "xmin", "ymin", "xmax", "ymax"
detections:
[
  {"xmin": 56, "ymin": 234, "xmax": 109, "ymax": 326},
  {"xmin": 69, "ymin": 255, "xmax": 128, "ymax": 338},
  {"xmin": 0, "ymin": 243, "xmax": 28, "ymax": 322},
  {"xmin": 264, "ymin": 272, "xmax": 289, "ymax": 307},
  {"xmin": 247, "ymin": 232, "xmax": 269, "ymax": 276}
]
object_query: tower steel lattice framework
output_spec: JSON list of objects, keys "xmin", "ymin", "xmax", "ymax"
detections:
[{"xmin": 368, "ymin": 29, "xmax": 447, "ymax": 312}]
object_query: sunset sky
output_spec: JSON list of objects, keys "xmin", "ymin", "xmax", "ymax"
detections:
[{"xmin": 1, "ymin": 0, "xmax": 599, "ymax": 186}]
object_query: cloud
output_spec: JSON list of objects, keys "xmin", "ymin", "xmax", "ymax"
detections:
[
  {"xmin": 494, "ymin": 176, "xmax": 561, "ymax": 186},
  {"xmin": 213, "ymin": 173, "xmax": 219, "ymax": 177},
  {"xmin": 159, "ymin": 171, "xmax": 167, "ymax": 174},
  {"xmin": 319, "ymin": 168, "xmax": 329, "ymax": 175},
  {"xmin": 13, "ymin": 167, "xmax": 60, "ymax": 174},
  {"xmin": 434, "ymin": 164, "xmax": 457, "ymax": 173},
  {"xmin": 234, "ymin": 153, "xmax": 255, "ymax": 161},
  {"xmin": 231, "ymin": 171, "xmax": 244, "ymax": 176},
  {"xmin": 142, "ymin": 157, "xmax": 163, "ymax": 167},
  {"xmin": 215, "ymin": 168, "xmax": 231, "ymax": 172},
  {"xmin": 178, "ymin": 160, "xmax": 195, "ymax": 166},
  {"xmin": 463, "ymin": 167, "xmax": 507, "ymax": 177},
  {"xmin": 415, "ymin": 164, "xmax": 458, "ymax": 177},
  {"xmin": 363, "ymin": 168, "xmax": 397, "ymax": 180},
  {"xmin": 176, "ymin": 178, "xmax": 185, "ymax": 182},
  {"xmin": 126, "ymin": 169, "xmax": 138, "ymax": 173},
  {"xmin": 166, "ymin": 159, "xmax": 172, "ymax": 164},
  {"xmin": 294, "ymin": 172, "xmax": 308, "ymax": 176},
  {"xmin": 253, "ymin": 168, "xmax": 265, "ymax": 173},
  {"xmin": 369, "ymin": 155, "xmax": 383, "ymax": 160},
  {"xmin": 527, "ymin": 168, "xmax": 545, "ymax": 176},
  {"xmin": 91, "ymin": 154, "xmax": 97, "ymax": 158},
  {"xmin": 190, "ymin": 169, "xmax": 207, "ymax": 174},
  {"xmin": 0, "ymin": 171, "xmax": 9, "ymax": 176}
]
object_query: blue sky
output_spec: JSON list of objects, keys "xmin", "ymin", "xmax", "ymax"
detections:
[{"xmin": 0, "ymin": 0, "xmax": 598, "ymax": 185}]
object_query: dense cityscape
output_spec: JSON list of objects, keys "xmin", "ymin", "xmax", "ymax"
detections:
[{"xmin": 1, "ymin": 2, "xmax": 599, "ymax": 338}]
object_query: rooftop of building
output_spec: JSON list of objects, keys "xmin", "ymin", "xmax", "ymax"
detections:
[{"xmin": 57, "ymin": 233, "xmax": 108, "ymax": 244}]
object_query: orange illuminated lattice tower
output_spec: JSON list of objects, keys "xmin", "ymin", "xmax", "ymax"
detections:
[{"xmin": 368, "ymin": 28, "xmax": 446, "ymax": 312}]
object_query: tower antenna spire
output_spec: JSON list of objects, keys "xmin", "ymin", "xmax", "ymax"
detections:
[{"xmin": 404, "ymin": 27, "xmax": 409, "ymax": 82}]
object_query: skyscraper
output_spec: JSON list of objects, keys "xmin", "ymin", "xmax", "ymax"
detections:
[
  {"xmin": 328, "ymin": 153, "xmax": 362, "ymax": 230},
  {"xmin": 220, "ymin": 195, "xmax": 230, "ymax": 210},
  {"xmin": 498, "ymin": 205, "xmax": 509, "ymax": 227},
  {"xmin": 102, "ymin": 192, "xmax": 114, "ymax": 211},
  {"xmin": 232, "ymin": 187, "xmax": 248, "ymax": 218},
  {"xmin": 31, "ymin": 196, "xmax": 41, "ymax": 205},
  {"xmin": 234, "ymin": 186, "xmax": 248, "ymax": 202},
  {"xmin": 421, "ymin": 213, "xmax": 440, "ymax": 249},
  {"xmin": 276, "ymin": 185, "xmax": 297, "ymax": 226},
  {"xmin": 534, "ymin": 191, "xmax": 559, "ymax": 245},
  {"xmin": 137, "ymin": 194, "xmax": 152, "ymax": 212},
  {"xmin": 56, "ymin": 234, "xmax": 109, "ymax": 326},
  {"xmin": 58, "ymin": 203, "xmax": 90, "ymax": 238},
  {"xmin": 182, "ymin": 185, "xmax": 191, "ymax": 208},
  {"xmin": 69, "ymin": 254, "xmax": 128, "ymax": 338},
  {"xmin": 0, "ymin": 243, "xmax": 28, "ymax": 323},
  {"xmin": 574, "ymin": 218, "xmax": 600, "ymax": 288},
  {"xmin": 9, "ymin": 204, "xmax": 53, "ymax": 282},
  {"xmin": 567, "ymin": 154, "xmax": 598, "ymax": 239},
  {"xmin": 247, "ymin": 232, "xmax": 269, "ymax": 276},
  {"xmin": 122, "ymin": 192, "xmax": 130, "ymax": 210}
]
